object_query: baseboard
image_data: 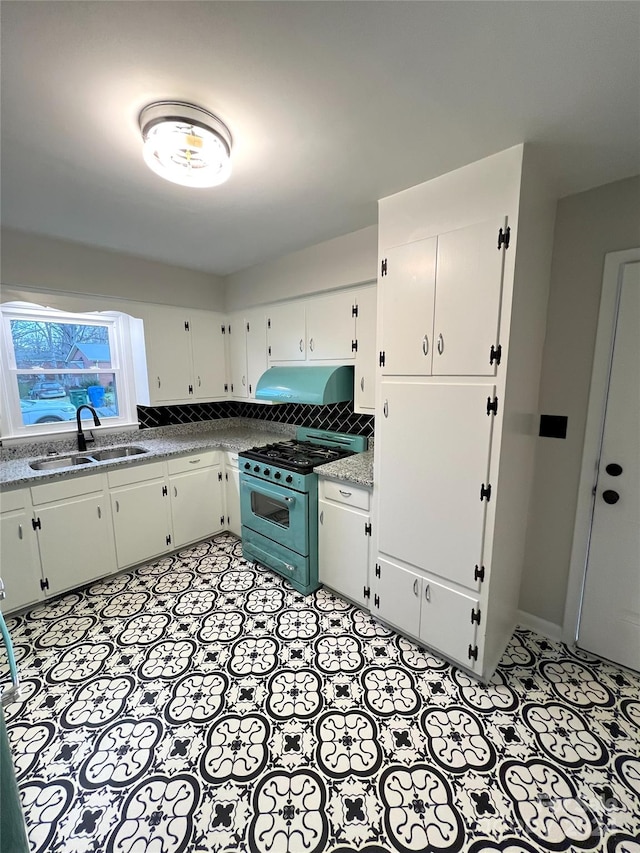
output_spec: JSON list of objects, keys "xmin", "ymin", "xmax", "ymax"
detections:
[{"xmin": 516, "ymin": 609, "xmax": 563, "ymax": 642}]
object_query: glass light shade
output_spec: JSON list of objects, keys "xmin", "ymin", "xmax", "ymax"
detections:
[{"xmin": 139, "ymin": 102, "xmax": 232, "ymax": 188}]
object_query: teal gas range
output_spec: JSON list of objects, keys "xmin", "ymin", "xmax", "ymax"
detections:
[{"xmin": 239, "ymin": 428, "xmax": 368, "ymax": 595}]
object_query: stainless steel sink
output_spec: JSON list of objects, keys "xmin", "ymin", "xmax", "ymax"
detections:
[
  {"xmin": 89, "ymin": 446, "xmax": 148, "ymax": 461},
  {"xmin": 30, "ymin": 455, "xmax": 95, "ymax": 470}
]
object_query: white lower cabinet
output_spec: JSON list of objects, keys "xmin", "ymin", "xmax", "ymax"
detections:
[
  {"xmin": 373, "ymin": 557, "xmax": 480, "ymax": 670},
  {"xmin": 109, "ymin": 463, "xmax": 172, "ymax": 569},
  {"xmin": 224, "ymin": 452, "xmax": 241, "ymax": 537},
  {"xmin": 0, "ymin": 489, "xmax": 44, "ymax": 612},
  {"xmin": 168, "ymin": 452, "xmax": 225, "ymax": 548},
  {"xmin": 318, "ymin": 478, "xmax": 371, "ymax": 608},
  {"xmin": 31, "ymin": 475, "xmax": 116, "ymax": 597}
]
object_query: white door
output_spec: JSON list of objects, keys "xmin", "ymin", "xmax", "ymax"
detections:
[
  {"xmin": 374, "ymin": 557, "xmax": 423, "ymax": 637},
  {"xmin": 267, "ymin": 302, "xmax": 306, "ymax": 362},
  {"xmin": 354, "ymin": 286, "xmax": 376, "ymax": 412},
  {"xmin": 578, "ymin": 262, "xmax": 640, "ymax": 670},
  {"xmin": 419, "ymin": 576, "xmax": 479, "ymax": 670},
  {"xmin": 307, "ymin": 291, "xmax": 356, "ymax": 361},
  {"xmin": 246, "ymin": 309, "xmax": 267, "ymax": 399},
  {"xmin": 434, "ymin": 218, "xmax": 507, "ymax": 376},
  {"xmin": 171, "ymin": 467, "xmax": 224, "ymax": 547},
  {"xmin": 144, "ymin": 306, "xmax": 192, "ymax": 402},
  {"xmin": 111, "ymin": 480, "xmax": 171, "ymax": 568},
  {"xmin": 1, "ymin": 507, "xmax": 44, "ymax": 612},
  {"xmin": 227, "ymin": 315, "xmax": 248, "ymax": 398},
  {"xmin": 318, "ymin": 499, "xmax": 369, "ymax": 607},
  {"xmin": 380, "ymin": 238, "xmax": 436, "ymax": 376},
  {"xmin": 377, "ymin": 381, "xmax": 495, "ymax": 589},
  {"xmin": 190, "ymin": 310, "xmax": 226, "ymax": 399}
]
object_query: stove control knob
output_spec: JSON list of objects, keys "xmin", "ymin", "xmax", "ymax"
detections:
[
  {"xmin": 286, "ymin": 475, "xmax": 293, "ymax": 484},
  {"xmin": 264, "ymin": 468, "xmax": 270, "ymax": 476},
  {"xmin": 254, "ymin": 465, "xmax": 260, "ymax": 473},
  {"xmin": 244, "ymin": 462, "xmax": 251, "ymax": 470},
  {"xmin": 274, "ymin": 472, "xmax": 281, "ymax": 480}
]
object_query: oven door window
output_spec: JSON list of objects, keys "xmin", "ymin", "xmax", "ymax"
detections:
[{"xmin": 251, "ymin": 492, "xmax": 290, "ymax": 528}]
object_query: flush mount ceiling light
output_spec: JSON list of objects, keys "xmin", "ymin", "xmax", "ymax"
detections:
[{"xmin": 139, "ymin": 101, "xmax": 232, "ymax": 188}]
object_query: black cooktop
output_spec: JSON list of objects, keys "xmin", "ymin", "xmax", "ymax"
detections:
[{"xmin": 239, "ymin": 440, "xmax": 354, "ymax": 474}]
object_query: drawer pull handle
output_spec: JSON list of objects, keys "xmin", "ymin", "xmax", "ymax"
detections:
[
  {"xmin": 284, "ymin": 563, "xmax": 295, "ymax": 573},
  {"xmin": 437, "ymin": 333, "xmax": 444, "ymax": 355},
  {"xmin": 383, "ymin": 400, "xmax": 388, "ymax": 418},
  {"xmin": 197, "ymin": 375, "xmax": 202, "ymax": 387},
  {"xmin": 339, "ymin": 490, "xmax": 352, "ymax": 498},
  {"xmin": 18, "ymin": 523, "xmax": 23, "ymax": 540},
  {"xmin": 425, "ymin": 584, "xmax": 431, "ymax": 602},
  {"xmin": 174, "ymin": 486, "xmax": 178, "ymax": 497},
  {"xmin": 422, "ymin": 335, "xmax": 429, "ymax": 356},
  {"xmin": 242, "ymin": 375, "xmax": 246, "ymax": 386},
  {"xmin": 115, "ymin": 500, "xmax": 120, "ymax": 513},
  {"xmin": 360, "ymin": 376, "xmax": 365, "ymax": 391},
  {"xmin": 319, "ymin": 511, "xmax": 324, "ymax": 524},
  {"xmin": 413, "ymin": 579, "xmax": 419, "ymax": 597},
  {"xmin": 309, "ymin": 337, "xmax": 314, "ymax": 351},
  {"xmin": 157, "ymin": 376, "xmax": 161, "ymax": 388},
  {"xmin": 189, "ymin": 459, "xmax": 201, "ymax": 464},
  {"xmin": 299, "ymin": 338, "xmax": 304, "ymax": 352},
  {"xmin": 97, "ymin": 506, "xmax": 102, "ymax": 519}
]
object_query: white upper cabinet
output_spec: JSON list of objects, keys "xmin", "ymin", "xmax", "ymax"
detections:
[
  {"xmin": 246, "ymin": 308, "xmax": 268, "ymax": 399},
  {"xmin": 226, "ymin": 308, "xmax": 268, "ymax": 400},
  {"xmin": 354, "ymin": 285, "xmax": 377, "ymax": 412},
  {"xmin": 227, "ymin": 312, "xmax": 248, "ymax": 398},
  {"xmin": 140, "ymin": 305, "xmax": 226, "ymax": 404},
  {"xmin": 380, "ymin": 238, "xmax": 436, "ymax": 376},
  {"xmin": 433, "ymin": 219, "xmax": 506, "ymax": 376},
  {"xmin": 307, "ymin": 291, "xmax": 356, "ymax": 361},
  {"xmin": 267, "ymin": 302, "xmax": 306, "ymax": 362}
]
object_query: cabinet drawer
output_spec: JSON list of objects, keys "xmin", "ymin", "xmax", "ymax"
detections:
[
  {"xmin": 1, "ymin": 488, "xmax": 28, "ymax": 512},
  {"xmin": 108, "ymin": 461, "xmax": 167, "ymax": 488},
  {"xmin": 31, "ymin": 473, "xmax": 105, "ymax": 505},
  {"xmin": 320, "ymin": 479, "xmax": 370, "ymax": 510},
  {"xmin": 167, "ymin": 450, "xmax": 220, "ymax": 474},
  {"xmin": 224, "ymin": 451, "xmax": 239, "ymax": 468}
]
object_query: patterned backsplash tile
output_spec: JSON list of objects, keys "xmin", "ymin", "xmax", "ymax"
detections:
[{"xmin": 138, "ymin": 400, "xmax": 374, "ymax": 437}]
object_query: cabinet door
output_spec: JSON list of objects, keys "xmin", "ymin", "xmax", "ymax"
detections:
[
  {"xmin": 246, "ymin": 309, "xmax": 267, "ymax": 399},
  {"xmin": 318, "ymin": 499, "xmax": 369, "ymax": 607},
  {"xmin": 143, "ymin": 306, "xmax": 193, "ymax": 403},
  {"xmin": 377, "ymin": 381, "xmax": 494, "ymax": 589},
  {"xmin": 225, "ymin": 465, "xmax": 241, "ymax": 537},
  {"xmin": 111, "ymin": 480, "xmax": 171, "ymax": 568},
  {"xmin": 190, "ymin": 310, "xmax": 227, "ymax": 399},
  {"xmin": 0, "ymin": 508, "xmax": 44, "ymax": 612},
  {"xmin": 433, "ymin": 218, "xmax": 507, "ymax": 375},
  {"xmin": 227, "ymin": 314, "xmax": 248, "ymax": 398},
  {"xmin": 354, "ymin": 286, "xmax": 376, "ymax": 412},
  {"xmin": 419, "ymin": 577, "xmax": 479, "ymax": 669},
  {"xmin": 380, "ymin": 238, "xmax": 436, "ymax": 375},
  {"xmin": 36, "ymin": 494, "xmax": 115, "ymax": 595},
  {"xmin": 267, "ymin": 303, "xmax": 306, "ymax": 362},
  {"xmin": 307, "ymin": 291, "xmax": 356, "ymax": 361},
  {"xmin": 373, "ymin": 557, "xmax": 422, "ymax": 637},
  {"xmin": 170, "ymin": 467, "xmax": 224, "ymax": 547}
]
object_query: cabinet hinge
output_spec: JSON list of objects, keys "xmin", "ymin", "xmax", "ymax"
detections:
[
  {"xmin": 379, "ymin": 351, "xmax": 386, "ymax": 367},
  {"xmin": 166, "ymin": 534, "xmax": 172, "ymax": 546},
  {"xmin": 375, "ymin": 563, "xmax": 381, "ymax": 578},
  {"xmin": 489, "ymin": 344, "xmax": 502, "ymax": 366},
  {"xmin": 220, "ymin": 515, "xmax": 225, "ymax": 526},
  {"xmin": 471, "ymin": 607, "xmax": 482, "ymax": 625},
  {"xmin": 218, "ymin": 471, "xmax": 223, "ymax": 482},
  {"xmin": 381, "ymin": 258, "xmax": 388, "ymax": 277},
  {"xmin": 480, "ymin": 483, "xmax": 492, "ymax": 502},
  {"xmin": 221, "ymin": 324, "xmax": 226, "ymax": 335},
  {"xmin": 32, "ymin": 517, "xmax": 41, "ymax": 531},
  {"xmin": 486, "ymin": 396, "xmax": 499, "ymax": 416},
  {"xmin": 363, "ymin": 586, "xmax": 370, "ymax": 600},
  {"xmin": 224, "ymin": 383, "xmax": 229, "ymax": 393},
  {"xmin": 364, "ymin": 522, "xmax": 372, "ymax": 536},
  {"xmin": 468, "ymin": 644, "xmax": 479, "ymax": 661},
  {"xmin": 162, "ymin": 485, "xmax": 168, "ymax": 496},
  {"xmin": 249, "ymin": 384, "xmax": 252, "ymax": 395},
  {"xmin": 230, "ymin": 383, "xmax": 234, "ymax": 393},
  {"xmin": 374, "ymin": 594, "xmax": 380, "ymax": 608},
  {"xmin": 188, "ymin": 384, "xmax": 193, "ymax": 395},
  {"xmin": 40, "ymin": 577, "xmax": 49, "ymax": 591},
  {"xmin": 227, "ymin": 515, "xmax": 230, "ymax": 524},
  {"xmin": 267, "ymin": 318, "xmax": 271, "ymax": 329},
  {"xmin": 268, "ymin": 346, "xmax": 272, "ymax": 357},
  {"xmin": 246, "ymin": 322, "xmax": 250, "ymax": 332},
  {"xmin": 228, "ymin": 324, "xmax": 231, "ymax": 335},
  {"xmin": 225, "ymin": 472, "xmax": 229, "ymax": 481},
  {"xmin": 352, "ymin": 340, "xmax": 358, "ymax": 353},
  {"xmin": 352, "ymin": 304, "xmax": 358, "ymax": 318},
  {"xmin": 474, "ymin": 564, "xmax": 485, "ymax": 583},
  {"xmin": 184, "ymin": 320, "xmax": 190, "ymax": 332},
  {"xmin": 498, "ymin": 226, "xmax": 511, "ymax": 250}
]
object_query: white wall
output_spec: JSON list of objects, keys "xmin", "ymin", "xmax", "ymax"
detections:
[
  {"xmin": 1, "ymin": 227, "xmax": 225, "ymax": 310},
  {"xmin": 520, "ymin": 174, "xmax": 640, "ymax": 627},
  {"xmin": 224, "ymin": 225, "xmax": 378, "ymax": 310}
]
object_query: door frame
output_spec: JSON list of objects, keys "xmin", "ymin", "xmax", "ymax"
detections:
[{"xmin": 564, "ymin": 248, "xmax": 640, "ymax": 644}]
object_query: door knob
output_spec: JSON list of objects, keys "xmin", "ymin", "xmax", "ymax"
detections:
[
  {"xmin": 602, "ymin": 490, "xmax": 620, "ymax": 505},
  {"xmin": 605, "ymin": 463, "xmax": 623, "ymax": 476}
]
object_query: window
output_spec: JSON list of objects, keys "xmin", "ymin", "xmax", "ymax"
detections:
[{"xmin": 1, "ymin": 304, "xmax": 139, "ymax": 438}]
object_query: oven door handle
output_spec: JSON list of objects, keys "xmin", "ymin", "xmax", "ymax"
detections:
[{"xmin": 241, "ymin": 479, "xmax": 297, "ymax": 504}]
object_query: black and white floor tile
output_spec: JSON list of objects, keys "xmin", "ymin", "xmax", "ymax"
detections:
[{"xmin": 2, "ymin": 533, "xmax": 639, "ymax": 852}]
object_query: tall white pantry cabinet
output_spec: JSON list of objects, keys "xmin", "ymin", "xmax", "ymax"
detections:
[{"xmin": 372, "ymin": 145, "xmax": 556, "ymax": 680}]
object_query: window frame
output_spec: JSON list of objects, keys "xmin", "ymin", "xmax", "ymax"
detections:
[{"xmin": 0, "ymin": 303, "xmax": 139, "ymax": 440}]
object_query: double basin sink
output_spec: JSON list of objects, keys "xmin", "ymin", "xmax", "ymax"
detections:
[{"xmin": 30, "ymin": 446, "xmax": 148, "ymax": 471}]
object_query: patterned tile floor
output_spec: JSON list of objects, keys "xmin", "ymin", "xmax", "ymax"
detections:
[{"xmin": 2, "ymin": 533, "xmax": 639, "ymax": 853}]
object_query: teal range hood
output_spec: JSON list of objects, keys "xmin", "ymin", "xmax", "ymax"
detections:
[{"xmin": 255, "ymin": 365, "xmax": 354, "ymax": 405}]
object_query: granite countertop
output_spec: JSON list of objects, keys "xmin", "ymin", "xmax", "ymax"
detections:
[
  {"xmin": 0, "ymin": 418, "xmax": 374, "ymax": 489},
  {"xmin": 314, "ymin": 448, "xmax": 374, "ymax": 488}
]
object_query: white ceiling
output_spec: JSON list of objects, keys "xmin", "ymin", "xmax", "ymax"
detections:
[{"xmin": 2, "ymin": 1, "xmax": 639, "ymax": 278}]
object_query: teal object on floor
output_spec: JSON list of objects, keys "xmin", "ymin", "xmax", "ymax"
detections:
[{"xmin": 1, "ymin": 705, "xmax": 29, "ymax": 853}]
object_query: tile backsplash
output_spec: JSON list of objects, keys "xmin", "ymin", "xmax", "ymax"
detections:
[{"xmin": 138, "ymin": 400, "xmax": 374, "ymax": 437}]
